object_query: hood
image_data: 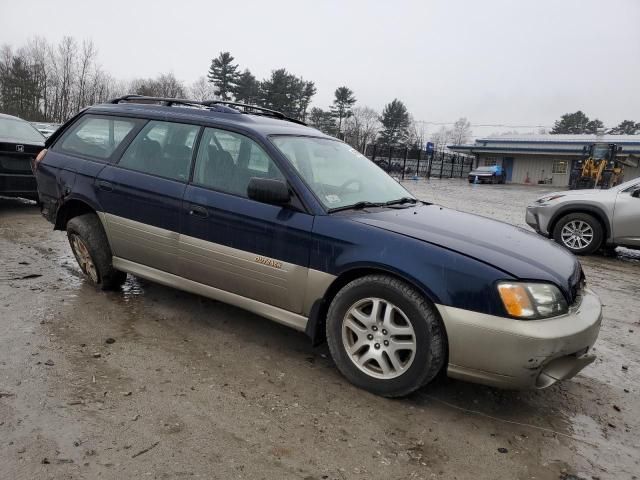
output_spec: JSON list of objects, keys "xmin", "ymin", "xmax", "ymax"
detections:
[
  {"xmin": 350, "ymin": 204, "xmax": 581, "ymax": 299},
  {"xmin": 0, "ymin": 137, "xmax": 45, "ymax": 148}
]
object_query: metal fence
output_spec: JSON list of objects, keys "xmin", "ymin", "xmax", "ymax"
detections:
[{"xmin": 364, "ymin": 144, "xmax": 475, "ymax": 180}]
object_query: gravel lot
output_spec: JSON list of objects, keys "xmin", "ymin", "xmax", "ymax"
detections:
[{"xmin": 1, "ymin": 179, "xmax": 638, "ymax": 480}]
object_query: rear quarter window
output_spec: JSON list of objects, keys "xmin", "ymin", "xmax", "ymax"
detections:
[{"xmin": 54, "ymin": 115, "xmax": 141, "ymax": 160}]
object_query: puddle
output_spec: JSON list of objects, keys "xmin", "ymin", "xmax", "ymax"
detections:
[{"xmin": 121, "ymin": 277, "xmax": 146, "ymax": 301}]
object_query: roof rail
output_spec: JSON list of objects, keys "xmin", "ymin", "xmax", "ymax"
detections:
[
  {"xmin": 107, "ymin": 94, "xmax": 306, "ymax": 125},
  {"xmin": 201, "ymin": 100, "xmax": 306, "ymax": 126}
]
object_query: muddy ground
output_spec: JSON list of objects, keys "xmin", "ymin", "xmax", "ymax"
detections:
[{"xmin": 0, "ymin": 179, "xmax": 638, "ymax": 480}]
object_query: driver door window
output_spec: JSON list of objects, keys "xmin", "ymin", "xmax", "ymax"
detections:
[{"xmin": 192, "ymin": 128, "xmax": 284, "ymax": 197}]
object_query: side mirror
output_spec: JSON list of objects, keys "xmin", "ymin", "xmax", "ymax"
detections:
[
  {"xmin": 632, "ymin": 189, "xmax": 640, "ymax": 198},
  {"xmin": 247, "ymin": 178, "xmax": 291, "ymax": 206}
]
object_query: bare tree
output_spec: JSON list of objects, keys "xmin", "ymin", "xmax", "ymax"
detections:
[
  {"xmin": 188, "ymin": 76, "xmax": 217, "ymax": 101},
  {"xmin": 129, "ymin": 72, "xmax": 185, "ymax": 98},
  {"xmin": 75, "ymin": 40, "xmax": 97, "ymax": 112},
  {"xmin": 344, "ymin": 106, "xmax": 380, "ymax": 151},
  {"xmin": 430, "ymin": 126, "xmax": 452, "ymax": 152},
  {"xmin": 407, "ymin": 117, "xmax": 427, "ymax": 149},
  {"xmin": 52, "ymin": 36, "xmax": 78, "ymax": 122},
  {"xmin": 450, "ymin": 117, "xmax": 472, "ymax": 145}
]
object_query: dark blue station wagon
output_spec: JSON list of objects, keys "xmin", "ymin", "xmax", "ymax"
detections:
[{"xmin": 34, "ymin": 96, "xmax": 602, "ymax": 397}]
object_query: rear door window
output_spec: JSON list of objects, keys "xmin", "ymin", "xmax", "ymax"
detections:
[
  {"xmin": 118, "ymin": 120, "xmax": 200, "ymax": 182},
  {"xmin": 56, "ymin": 115, "xmax": 140, "ymax": 160}
]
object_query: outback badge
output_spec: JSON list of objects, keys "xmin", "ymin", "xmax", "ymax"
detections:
[{"xmin": 255, "ymin": 255, "xmax": 283, "ymax": 269}]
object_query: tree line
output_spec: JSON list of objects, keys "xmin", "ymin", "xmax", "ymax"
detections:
[
  {"xmin": 550, "ymin": 111, "xmax": 639, "ymax": 135},
  {"xmin": 200, "ymin": 50, "xmax": 471, "ymax": 150},
  {"xmin": 0, "ymin": 37, "xmax": 472, "ymax": 151}
]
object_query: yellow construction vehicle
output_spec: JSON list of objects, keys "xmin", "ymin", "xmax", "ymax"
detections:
[{"xmin": 569, "ymin": 143, "xmax": 624, "ymax": 189}]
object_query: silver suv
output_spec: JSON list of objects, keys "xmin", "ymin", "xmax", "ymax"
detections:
[{"xmin": 526, "ymin": 178, "xmax": 640, "ymax": 254}]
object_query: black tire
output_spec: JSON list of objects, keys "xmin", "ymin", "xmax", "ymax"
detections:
[
  {"xmin": 66, "ymin": 213, "xmax": 126, "ymax": 290},
  {"xmin": 552, "ymin": 212, "xmax": 603, "ymax": 255},
  {"xmin": 325, "ymin": 274, "xmax": 445, "ymax": 397}
]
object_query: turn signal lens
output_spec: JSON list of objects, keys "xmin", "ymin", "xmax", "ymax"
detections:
[
  {"xmin": 497, "ymin": 283, "xmax": 535, "ymax": 318},
  {"xmin": 497, "ymin": 282, "xmax": 569, "ymax": 319}
]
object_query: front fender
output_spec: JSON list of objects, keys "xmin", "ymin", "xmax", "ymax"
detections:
[
  {"xmin": 548, "ymin": 202, "xmax": 612, "ymax": 240},
  {"xmin": 310, "ymin": 216, "xmax": 511, "ymax": 316}
]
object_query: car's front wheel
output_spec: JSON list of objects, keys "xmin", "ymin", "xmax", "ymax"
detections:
[
  {"xmin": 326, "ymin": 275, "xmax": 445, "ymax": 397},
  {"xmin": 67, "ymin": 213, "xmax": 127, "ymax": 290},
  {"xmin": 552, "ymin": 213, "xmax": 603, "ymax": 255}
]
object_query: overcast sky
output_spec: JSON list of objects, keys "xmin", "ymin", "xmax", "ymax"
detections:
[{"xmin": 2, "ymin": 0, "xmax": 639, "ymax": 136}]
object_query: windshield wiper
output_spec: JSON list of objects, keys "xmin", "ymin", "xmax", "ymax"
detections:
[
  {"xmin": 384, "ymin": 197, "xmax": 418, "ymax": 206},
  {"xmin": 328, "ymin": 201, "xmax": 385, "ymax": 213}
]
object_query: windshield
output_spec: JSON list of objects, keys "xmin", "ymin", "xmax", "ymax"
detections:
[
  {"xmin": 615, "ymin": 178, "xmax": 640, "ymax": 192},
  {"xmin": 0, "ymin": 117, "xmax": 45, "ymax": 143},
  {"xmin": 475, "ymin": 166, "xmax": 495, "ymax": 172},
  {"xmin": 591, "ymin": 144, "xmax": 609, "ymax": 160},
  {"xmin": 271, "ymin": 136, "xmax": 413, "ymax": 210}
]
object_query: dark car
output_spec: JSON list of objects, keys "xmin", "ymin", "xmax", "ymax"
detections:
[
  {"xmin": 468, "ymin": 165, "xmax": 506, "ymax": 184},
  {"xmin": 33, "ymin": 95, "xmax": 602, "ymax": 397},
  {"xmin": 0, "ymin": 113, "xmax": 45, "ymax": 199}
]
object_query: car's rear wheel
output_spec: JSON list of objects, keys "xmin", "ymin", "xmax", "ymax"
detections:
[
  {"xmin": 325, "ymin": 274, "xmax": 445, "ymax": 397},
  {"xmin": 67, "ymin": 213, "xmax": 127, "ymax": 290},
  {"xmin": 552, "ymin": 213, "xmax": 603, "ymax": 255}
]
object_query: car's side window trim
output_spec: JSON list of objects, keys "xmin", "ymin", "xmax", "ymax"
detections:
[
  {"xmin": 51, "ymin": 114, "xmax": 146, "ymax": 164},
  {"xmin": 188, "ymin": 126, "xmax": 310, "ymax": 214},
  {"xmin": 112, "ymin": 120, "xmax": 203, "ymax": 184},
  {"xmin": 187, "ymin": 126, "xmax": 205, "ymax": 184}
]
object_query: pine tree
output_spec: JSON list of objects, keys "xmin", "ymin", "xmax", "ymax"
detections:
[
  {"xmin": 234, "ymin": 69, "xmax": 261, "ymax": 105},
  {"xmin": 207, "ymin": 52, "xmax": 239, "ymax": 101},
  {"xmin": 308, "ymin": 107, "xmax": 337, "ymax": 135},
  {"xmin": 260, "ymin": 69, "xmax": 315, "ymax": 119},
  {"xmin": 378, "ymin": 99, "xmax": 410, "ymax": 145},
  {"xmin": 330, "ymin": 86, "xmax": 356, "ymax": 135},
  {"xmin": 608, "ymin": 120, "xmax": 640, "ymax": 135},
  {"xmin": 585, "ymin": 119, "xmax": 604, "ymax": 134},
  {"xmin": 550, "ymin": 111, "xmax": 604, "ymax": 134}
]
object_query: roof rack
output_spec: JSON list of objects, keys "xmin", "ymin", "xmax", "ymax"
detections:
[
  {"xmin": 201, "ymin": 100, "xmax": 306, "ymax": 126},
  {"xmin": 108, "ymin": 94, "xmax": 306, "ymax": 126}
]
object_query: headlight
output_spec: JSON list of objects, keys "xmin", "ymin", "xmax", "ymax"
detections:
[
  {"xmin": 497, "ymin": 282, "xmax": 568, "ymax": 319},
  {"xmin": 535, "ymin": 194, "xmax": 565, "ymax": 204}
]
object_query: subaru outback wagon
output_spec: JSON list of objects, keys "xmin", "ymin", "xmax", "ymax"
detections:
[{"xmin": 33, "ymin": 96, "xmax": 602, "ymax": 397}]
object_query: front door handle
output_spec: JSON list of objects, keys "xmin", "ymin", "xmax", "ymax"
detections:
[
  {"xmin": 97, "ymin": 180, "xmax": 113, "ymax": 192},
  {"xmin": 189, "ymin": 205, "xmax": 209, "ymax": 218}
]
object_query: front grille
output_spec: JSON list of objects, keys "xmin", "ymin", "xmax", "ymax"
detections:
[{"xmin": 0, "ymin": 155, "xmax": 32, "ymax": 172}]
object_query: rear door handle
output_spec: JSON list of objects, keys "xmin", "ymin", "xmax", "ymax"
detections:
[
  {"xmin": 189, "ymin": 205, "xmax": 209, "ymax": 218},
  {"xmin": 97, "ymin": 180, "xmax": 113, "ymax": 192}
]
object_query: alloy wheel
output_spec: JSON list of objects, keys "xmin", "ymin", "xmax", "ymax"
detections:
[
  {"xmin": 560, "ymin": 220, "xmax": 594, "ymax": 250},
  {"xmin": 341, "ymin": 297, "xmax": 417, "ymax": 379},
  {"xmin": 70, "ymin": 234, "xmax": 99, "ymax": 283}
]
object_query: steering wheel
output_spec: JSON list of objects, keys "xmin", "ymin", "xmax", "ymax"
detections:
[{"xmin": 337, "ymin": 178, "xmax": 363, "ymax": 195}]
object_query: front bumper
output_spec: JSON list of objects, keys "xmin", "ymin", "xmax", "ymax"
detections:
[
  {"xmin": 436, "ymin": 288, "xmax": 602, "ymax": 389},
  {"xmin": 525, "ymin": 207, "xmax": 540, "ymax": 232},
  {"xmin": 468, "ymin": 174, "xmax": 494, "ymax": 181}
]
